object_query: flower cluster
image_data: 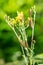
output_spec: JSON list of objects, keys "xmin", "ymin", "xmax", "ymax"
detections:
[
  {"xmin": 4, "ymin": 11, "xmax": 24, "ymax": 27},
  {"xmin": 4, "ymin": 6, "xmax": 36, "ymax": 65}
]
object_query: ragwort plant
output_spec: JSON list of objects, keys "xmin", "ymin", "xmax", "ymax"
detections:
[{"xmin": 4, "ymin": 6, "xmax": 43, "ymax": 65}]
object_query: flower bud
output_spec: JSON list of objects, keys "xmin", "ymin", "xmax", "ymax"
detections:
[
  {"xmin": 28, "ymin": 17, "xmax": 34, "ymax": 29},
  {"xmin": 29, "ymin": 8, "xmax": 33, "ymax": 17}
]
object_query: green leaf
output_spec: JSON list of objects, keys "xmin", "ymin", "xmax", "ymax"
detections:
[
  {"xmin": 34, "ymin": 53, "xmax": 43, "ymax": 59},
  {"xmin": 34, "ymin": 53, "xmax": 43, "ymax": 64}
]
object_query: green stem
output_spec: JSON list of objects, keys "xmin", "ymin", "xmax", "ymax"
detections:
[
  {"xmin": 21, "ymin": 46, "xmax": 28, "ymax": 65},
  {"xmin": 5, "ymin": 20, "xmax": 23, "ymax": 45},
  {"xmin": 30, "ymin": 6, "xmax": 36, "ymax": 65}
]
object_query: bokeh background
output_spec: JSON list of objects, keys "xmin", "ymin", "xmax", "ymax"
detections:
[{"xmin": 0, "ymin": 0, "xmax": 43, "ymax": 65}]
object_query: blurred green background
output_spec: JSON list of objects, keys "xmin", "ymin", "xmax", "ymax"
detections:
[{"xmin": 0, "ymin": 0, "xmax": 43, "ymax": 64}]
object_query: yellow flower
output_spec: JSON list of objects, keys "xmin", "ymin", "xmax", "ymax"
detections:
[
  {"xmin": 16, "ymin": 11, "xmax": 24, "ymax": 22},
  {"xmin": 10, "ymin": 18, "xmax": 16, "ymax": 26}
]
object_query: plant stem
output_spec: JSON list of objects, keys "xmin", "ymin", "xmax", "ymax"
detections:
[
  {"xmin": 30, "ymin": 6, "xmax": 36, "ymax": 65},
  {"xmin": 21, "ymin": 46, "xmax": 28, "ymax": 65}
]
